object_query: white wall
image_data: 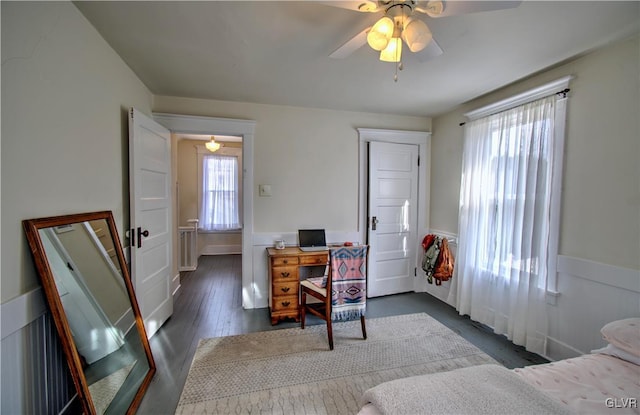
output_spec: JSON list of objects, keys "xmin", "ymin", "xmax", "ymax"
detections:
[
  {"xmin": 1, "ymin": 1, "xmax": 153, "ymax": 304},
  {"xmin": 427, "ymin": 35, "xmax": 640, "ymax": 359}
]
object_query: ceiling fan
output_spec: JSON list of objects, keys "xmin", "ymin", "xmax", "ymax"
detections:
[{"xmin": 326, "ymin": 1, "xmax": 521, "ymax": 69}]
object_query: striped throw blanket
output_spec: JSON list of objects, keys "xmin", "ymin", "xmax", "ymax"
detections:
[{"xmin": 330, "ymin": 246, "xmax": 368, "ymax": 321}]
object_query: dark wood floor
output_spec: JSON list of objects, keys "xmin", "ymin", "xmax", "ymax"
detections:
[{"xmin": 137, "ymin": 254, "xmax": 547, "ymax": 414}]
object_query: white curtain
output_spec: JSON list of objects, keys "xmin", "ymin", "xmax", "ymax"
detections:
[
  {"xmin": 448, "ymin": 96, "xmax": 556, "ymax": 355},
  {"xmin": 200, "ymin": 155, "xmax": 240, "ymax": 231}
]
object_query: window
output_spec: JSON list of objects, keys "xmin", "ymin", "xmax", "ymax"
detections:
[
  {"xmin": 477, "ymin": 111, "xmax": 553, "ymax": 282},
  {"xmin": 200, "ymin": 154, "xmax": 241, "ymax": 231},
  {"xmin": 450, "ymin": 76, "xmax": 571, "ymax": 355}
]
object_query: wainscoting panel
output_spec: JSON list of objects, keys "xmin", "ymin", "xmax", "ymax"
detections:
[
  {"xmin": 1, "ymin": 311, "xmax": 74, "ymax": 414},
  {"xmin": 547, "ymin": 255, "xmax": 640, "ymax": 359}
]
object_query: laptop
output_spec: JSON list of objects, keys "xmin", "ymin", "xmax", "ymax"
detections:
[{"xmin": 298, "ymin": 229, "xmax": 328, "ymax": 252}]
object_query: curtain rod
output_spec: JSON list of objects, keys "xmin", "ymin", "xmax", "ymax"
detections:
[{"xmin": 459, "ymin": 87, "xmax": 571, "ymax": 126}]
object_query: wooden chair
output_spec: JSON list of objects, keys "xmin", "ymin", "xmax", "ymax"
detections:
[{"xmin": 300, "ymin": 245, "xmax": 368, "ymax": 350}]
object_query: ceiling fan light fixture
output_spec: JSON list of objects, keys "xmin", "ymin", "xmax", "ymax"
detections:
[
  {"xmin": 379, "ymin": 37, "xmax": 402, "ymax": 62},
  {"xmin": 367, "ymin": 16, "xmax": 394, "ymax": 51},
  {"xmin": 206, "ymin": 136, "xmax": 221, "ymax": 152},
  {"xmin": 402, "ymin": 18, "xmax": 432, "ymax": 52}
]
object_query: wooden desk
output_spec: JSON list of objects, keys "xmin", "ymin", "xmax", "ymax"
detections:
[{"xmin": 266, "ymin": 247, "xmax": 329, "ymax": 325}]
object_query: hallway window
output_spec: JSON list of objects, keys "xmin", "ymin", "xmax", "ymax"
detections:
[{"xmin": 200, "ymin": 155, "xmax": 241, "ymax": 231}]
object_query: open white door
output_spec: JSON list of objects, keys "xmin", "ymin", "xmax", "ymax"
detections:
[
  {"xmin": 129, "ymin": 108, "xmax": 173, "ymax": 338},
  {"xmin": 367, "ymin": 141, "xmax": 419, "ymax": 297}
]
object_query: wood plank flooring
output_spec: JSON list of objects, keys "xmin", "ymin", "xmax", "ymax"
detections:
[{"xmin": 137, "ymin": 254, "xmax": 547, "ymax": 414}]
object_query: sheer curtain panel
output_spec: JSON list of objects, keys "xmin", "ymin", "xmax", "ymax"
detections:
[
  {"xmin": 448, "ymin": 96, "xmax": 558, "ymax": 356},
  {"xmin": 200, "ymin": 155, "xmax": 240, "ymax": 231}
]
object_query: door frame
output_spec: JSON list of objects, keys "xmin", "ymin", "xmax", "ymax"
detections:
[
  {"xmin": 357, "ymin": 128, "xmax": 431, "ymax": 291},
  {"xmin": 152, "ymin": 113, "xmax": 257, "ymax": 309}
]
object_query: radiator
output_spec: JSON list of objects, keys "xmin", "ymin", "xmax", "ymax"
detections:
[{"xmin": 178, "ymin": 220, "xmax": 198, "ymax": 271}]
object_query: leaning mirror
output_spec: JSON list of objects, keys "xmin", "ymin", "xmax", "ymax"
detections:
[{"xmin": 23, "ymin": 211, "xmax": 155, "ymax": 414}]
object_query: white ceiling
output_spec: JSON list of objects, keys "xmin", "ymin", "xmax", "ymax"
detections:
[{"xmin": 75, "ymin": 1, "xmax": 639, "ymax": 118}]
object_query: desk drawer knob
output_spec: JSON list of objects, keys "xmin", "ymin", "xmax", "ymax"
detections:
[
  {"xmin": 281, "ymin": 287, "xmax": 290, "ymax": 293},
  {"xmin": 281, "ymin": 272, "xmax": 290, "ymax": 278},
  {"xmin": 281, "ymin": 301, "xmax": 291, "ymax": 307},
  {"xmin": 283, "ymin": 259, "xmax": 288, "ymax": 264}
]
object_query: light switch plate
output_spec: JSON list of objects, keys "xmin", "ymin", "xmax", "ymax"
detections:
[{"xmin": 259, "ymin": 184, "xmax": 272, "ymax": 197}]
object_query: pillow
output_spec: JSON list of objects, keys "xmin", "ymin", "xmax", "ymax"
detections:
[
  {"xmin": 591, "ymin": 343, "xmax": 640, "ymax": 366},
  {"xmin": 600, "ymin": 318, "xmax": 640, "ymax": 358}
]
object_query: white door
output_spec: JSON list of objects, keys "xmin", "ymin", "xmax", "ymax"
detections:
[
  {"xmin": 367, "ymin": 141, "xmax": 419, "ymax": 297},
  {"xmin": 129, "ymin": 108, "xmax": 173, "ymax": 338}
]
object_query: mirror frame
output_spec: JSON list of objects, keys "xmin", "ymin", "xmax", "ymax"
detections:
[{"xmin": 23, "ymin": 210, "xmax": 156, "ymax": 414}]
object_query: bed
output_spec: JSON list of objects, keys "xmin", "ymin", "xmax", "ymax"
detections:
[{"xmin": 359, "ymin": 318, "xmax": 640, "ymax": 414}]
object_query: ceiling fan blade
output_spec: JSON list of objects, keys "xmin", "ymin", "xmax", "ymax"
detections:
[
  {"xmin": 420, "ymin": 1, "xmax": 522, "ymax": 18},
  {"xmin": 330, "ymin": 27, "xmax": 370, "ymax": 59},
  {"xmin": 415, "ymin": 38, "xmax": 443, "ymax": 62},
  {"xmin": 315, "ymin": 1, "xmax": 380, "ymax": 12}
]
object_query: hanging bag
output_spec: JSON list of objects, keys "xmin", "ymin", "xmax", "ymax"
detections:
[
  {"xmin": 421, "ymin": 234, "xmax": 440, "ymax": 284},
  {"xmin": 433, "ymin": 238, "xmax": 454, "ymax": 285}
]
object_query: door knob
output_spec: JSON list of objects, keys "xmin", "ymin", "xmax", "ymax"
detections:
[
  {"xmin": 371, "ymin": 216, "xmax": 379, "ymax": 231},
  {"xmin": 137, "ymin": 227, "xmax": 150, "ymax": 248}
]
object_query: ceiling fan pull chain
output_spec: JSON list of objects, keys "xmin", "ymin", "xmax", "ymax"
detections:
[
  {"xmin": 394, "ymin": 59, "xmax": 404, "ymax": 82},
  {"xmin": 394, "ymin": 10, "xmax": 405, "ymax": 82}
]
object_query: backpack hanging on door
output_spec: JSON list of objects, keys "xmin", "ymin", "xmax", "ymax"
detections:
[
  {"xmin": 433, "ymin": 238, "xmax": 454, "ymax": 285},
  {"xmin": 421, "ymin": 234, "xmax": 440, "ymax": 284}
]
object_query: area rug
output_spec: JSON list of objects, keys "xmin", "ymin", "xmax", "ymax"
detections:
[
  {"xmin": 175, "ymin": 313, "xmax": 497, "ymax": 414},
  {"xmin": 88, "ymin": 362, "xmax": 134, "ymax": 414}
]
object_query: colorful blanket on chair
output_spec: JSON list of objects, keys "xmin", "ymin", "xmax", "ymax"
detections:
[{"xmin": 330, "ymin": 245, "xmax": 368, "ymax": 321}]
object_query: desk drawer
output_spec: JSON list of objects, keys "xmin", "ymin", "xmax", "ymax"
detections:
[
  {"xmin": 272, "ymin": 265, "xmax": 298, "ymax": 281},
  {"xmin": 273, "ymin": 281, "xmax": 298, "ymax": 296},
  {"xmin": 272, "ymin": 256, "xmax": 299, "ymax": 266},
  {"xmin": 272, "ymin": 295, "xmax": 298, "ymax": 311},
  {"xmin": 300, "ymin": 254, "xmax": 328, "ymax": 265}
]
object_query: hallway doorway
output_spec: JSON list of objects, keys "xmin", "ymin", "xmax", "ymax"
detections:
[
  {"xmin": 175, "ymin": 133, "xmax": 244, "ymax": 260},
  {"xmin": 153, "ymin": 113, "xmax": 258, "ymax": 309}
]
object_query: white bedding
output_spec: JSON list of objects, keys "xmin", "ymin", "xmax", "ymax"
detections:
[
  {"xmin": 359, "ymin": 364, "xmax": 573, "ymax": 415},
  {"xmin": 515, "ymin": 353, "xmax": 640, "ymax": 414},
  {"xmin": 361, "ymin": 317, "xmax": 640, "ymax": 414},
  {"xmin": 360, "ymin": 354, "xmax": 640, "ymax": 415}
]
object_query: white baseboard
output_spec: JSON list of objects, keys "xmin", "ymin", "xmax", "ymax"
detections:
[
  {"xmin": 546, "ymin": 335, "xmax": 583, "ymax": 361},
  {"xmin": 201, "ymin": 244, "xmax": 242, "ymax": 255}
]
